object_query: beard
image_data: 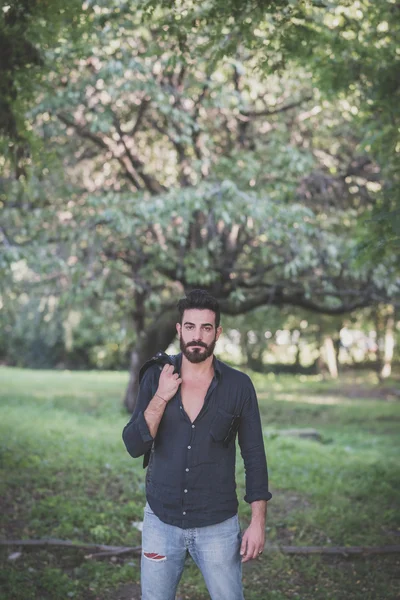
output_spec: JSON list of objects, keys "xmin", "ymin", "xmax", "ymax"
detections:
[{"xmin": 180, "ymin": 334, "xmax": 217, "ymax": 364}]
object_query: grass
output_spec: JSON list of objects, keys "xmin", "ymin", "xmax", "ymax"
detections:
[{"xmin": 0, "ymin": 366, "xmax": 399, "ymax": 599}]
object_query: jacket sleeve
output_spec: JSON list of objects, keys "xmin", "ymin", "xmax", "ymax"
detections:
[
  {"xmin": 238, "ymin": 378, "xmax": 272, "ymax": 503},
  {"xmin": 122, "ymin": 366, "xmax": 159, "ymax": 458}
]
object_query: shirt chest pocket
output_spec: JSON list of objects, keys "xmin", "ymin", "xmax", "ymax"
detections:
[{"xmin": 210, "ymin": 408, "xmax": 241, "ymax": 447}]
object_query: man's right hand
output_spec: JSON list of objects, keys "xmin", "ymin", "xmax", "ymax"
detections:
[{"xmin": 156, "ymin": 364, "xmax": 182, "ymax": 403}]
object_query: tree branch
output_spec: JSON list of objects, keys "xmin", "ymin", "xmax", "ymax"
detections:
[
  {"xmin": 219, "ymin": 287, "xmax": 377, "ymax": 316},
  {"xmin": 57, "ymin": 111, "xmax": 165, "ymax": 194},
  {"xmin": 146, "ymin": 115, "xmax": 191, "ymax": 187},
  {"xmin": 125, "ymin": 98, "xmax": 151, "ymax": 138},
  {"xmin": 111, "ymin": 110, "xmax": 166, "ymax": 193},
  {"xmin": 240, "ymin": 96, "xmax": 313, "ymax": 121}
]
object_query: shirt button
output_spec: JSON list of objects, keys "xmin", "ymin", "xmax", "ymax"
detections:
[
  {"xmin": 183, "ymin": 511, "xmax": 186, "ymax": 515},
  {"xmin": 184, "ymin": 489, "xmax": 188, "ymax": 493},
  {"xmin": 186, "ymin": 468, "xmax": 189, "ymax": 472},
  {"xmin": 187, "ymin": 445, "xmax": 191, "ymax": 449},
  {"xmin": 192, "ymin": 424, "xmax": 195, "ymax": 428}
]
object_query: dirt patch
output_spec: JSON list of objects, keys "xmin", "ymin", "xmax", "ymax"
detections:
[
  {"xmin": 102, "ymin": 582, "xmax": 141, "ymax": 600},
  {"xmin": 263, "ymin": 488, "xmax": 314, "ymax": 546},
  {"xmin": 0, "ymin": 490, "xmax": 29, "ymax": 539}
]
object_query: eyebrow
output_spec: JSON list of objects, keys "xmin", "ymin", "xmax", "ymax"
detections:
[{"xmin": 183, "ymin": 321, "xmax": 214, "ymax": 327}]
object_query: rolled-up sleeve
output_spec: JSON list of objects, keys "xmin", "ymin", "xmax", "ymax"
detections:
[
  {"xmin": 122, "ymin": 367, "xmax": 158, "ymax": 458},
  {"xmin": 238, "ymin": 380, "xmax": 272, "ymax": 503}
]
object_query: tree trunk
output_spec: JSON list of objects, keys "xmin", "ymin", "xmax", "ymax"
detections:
[
  {"xmin": 334, "ymin": 330, "xmax": 341, "ymax": 370},
  {"xmin": 123, "ymin": 308, "xmax": 178, "ymax": 413},
  {"xmin": 315, "ymin": 327, "xmax": 326, "ymax": 376},
  {"xmin": 380, "ymin": 305, "xmax": 395, "ymax": 379},
  {"xmin": 374, "ymin": 306, "xmax": 383, "ymax": 374},
  {"xmin": 324, "ymin": 335, "xmax": 338, "ymax": 378}
]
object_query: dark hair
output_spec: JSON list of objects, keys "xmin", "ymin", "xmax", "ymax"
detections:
[{"xmin": 177, "ymin": 289, "xmax": 221, "ymax": 328}]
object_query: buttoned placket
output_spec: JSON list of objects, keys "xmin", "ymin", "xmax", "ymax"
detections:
[{"xmin": 179, "ymin": 374, "xmax": 220, "ymax": 522}]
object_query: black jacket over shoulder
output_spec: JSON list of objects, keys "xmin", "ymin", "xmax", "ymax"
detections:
[{"xmin": 122, "ymin": 353, "xmax": 272, "ymax": 529}]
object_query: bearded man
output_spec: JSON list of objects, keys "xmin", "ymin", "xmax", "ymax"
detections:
[{"xmin": 122, "ymin": 289, "xmax": 272, "ymax": 600}]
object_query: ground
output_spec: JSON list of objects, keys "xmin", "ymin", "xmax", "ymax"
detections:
[{"xmin": 0, "ymin": 367, "xmax": 399, "ymax": 599}]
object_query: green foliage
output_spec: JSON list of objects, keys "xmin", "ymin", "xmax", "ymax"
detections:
[
  {"xmin": 139, "ymin": 0, "xmax": 400, "ymax": 257},
  {"xmin": 0, "ymin": 0, "xmax": 88, "ymax": 142},
  {"xmin": 1, "ymin": 0, "xmax": 399, "ymax": 371}
]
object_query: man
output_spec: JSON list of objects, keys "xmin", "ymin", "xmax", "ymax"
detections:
[{"xmin": 122, "ymin": 289, "xmax": 272, "ymax": 600}]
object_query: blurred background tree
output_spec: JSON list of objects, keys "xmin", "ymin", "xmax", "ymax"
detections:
[
  {"xmin": 0, "ymin": 0, "xmax": 88, "ymax": 172},
  {"xmin": 143, "ymin": 0, "xmax": 400, "ymax": 260},
  {"xmin": 0, "ymin": 0, "xmax": 399, "ymax": 410}
]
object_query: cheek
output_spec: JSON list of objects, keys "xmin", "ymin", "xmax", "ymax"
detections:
[{"xmin": 180, "ymin": 331, "xmax": 191, "ymax": 344}]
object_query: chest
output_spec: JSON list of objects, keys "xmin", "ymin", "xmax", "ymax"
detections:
[{"xmin": 180, "ymin": 377, "xmax": 213, "ymax": 423}]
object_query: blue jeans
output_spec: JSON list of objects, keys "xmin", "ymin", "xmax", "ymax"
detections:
[{"xmin": 141, "ymin": 502, "xmax": 244, "ymax": 600}]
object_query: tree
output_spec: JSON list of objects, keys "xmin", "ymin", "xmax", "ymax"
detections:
[
  {"xmin": 1, "ymin": 1, "xmax": 399, "ymax": 411},
  {"xmin": 140, "ymin": 0, "xmax": 400, "ymax": 258},
  {"xmin": 0, "ymin": 0, "xmax": 88, "ymax": 176}
]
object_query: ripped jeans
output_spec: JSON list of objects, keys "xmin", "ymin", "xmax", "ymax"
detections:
[{"xmin": 141, "ymin": 502, "xmax": 244, "ymax": 600}]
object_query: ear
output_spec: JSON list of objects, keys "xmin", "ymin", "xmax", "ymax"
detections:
[
  {"xmin": 176, "ymin": 322, "xmax": 181, "ymax": 336},
  {"xmin": 216, "ymin": 325, "xmax": 223, "ymax": 341}
]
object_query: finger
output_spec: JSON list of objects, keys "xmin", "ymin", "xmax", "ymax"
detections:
[
  {"xmin": 241, "ymin": 541, "xmax": 253, "ymax": 563},
  {"xmin": 243, "ymin": 540, "xmax": 255, "ymax": 562},
  {"xmin": 241, "ymin": 552, "xmax": 252, "ymax": 563},
  {"xmin": 162, "ymin": 364, "xmax": 171, "ymax": 372},
  {"xmin": 240, "ymin": 536, "xmax": 247, "ymax": 558}
]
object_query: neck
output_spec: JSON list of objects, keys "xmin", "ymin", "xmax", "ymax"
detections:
[{"xmin": 181, "ymin": 354, "xmax": 214, "ymax": 379}]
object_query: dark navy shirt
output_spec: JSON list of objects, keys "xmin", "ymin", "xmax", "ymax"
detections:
[{"xmin": 122, "ymin": 353, "xmax": 272, "ymax": 529}]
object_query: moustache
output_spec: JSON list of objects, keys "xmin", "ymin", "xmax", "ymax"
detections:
[{"xmin": 187, "ymin": 342, "xmax": 208, "ymax": 348}]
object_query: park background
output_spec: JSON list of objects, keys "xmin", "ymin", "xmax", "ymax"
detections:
[{"xmin": 1, "ymin": 1, "xmax": 399, "ymax": 598}]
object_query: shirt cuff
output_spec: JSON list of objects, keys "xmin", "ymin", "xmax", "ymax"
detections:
[
  {"xmin": 245, "ymin": 491, "xmax": 272, "ymax": 503},
  {"xmin": 136, "ymin": 411, "xmax": 154, "ymax": 443}
]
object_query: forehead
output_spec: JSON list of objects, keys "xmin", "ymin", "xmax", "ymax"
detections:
[{"xmin": 181, "ymin": 308, "xmax": 216, "ymax": 326}]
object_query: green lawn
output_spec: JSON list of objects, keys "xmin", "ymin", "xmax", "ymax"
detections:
[{"xmin": 0, "ymin": 367, "xmax": 399, "ymax": 600}]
